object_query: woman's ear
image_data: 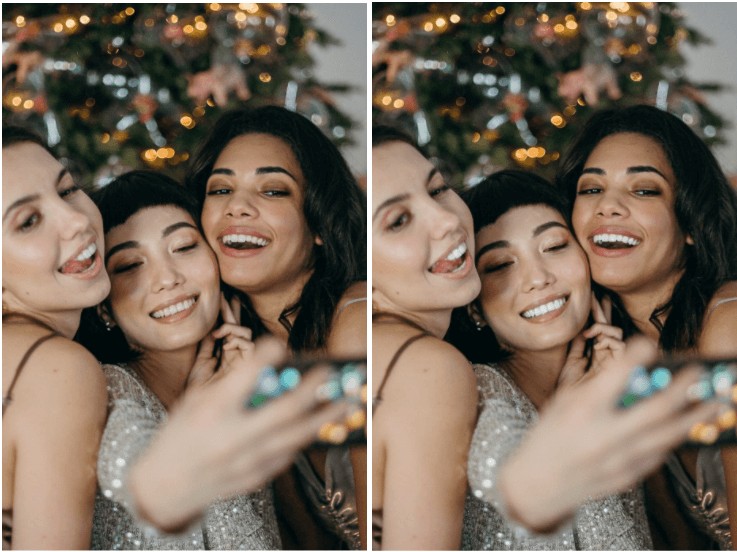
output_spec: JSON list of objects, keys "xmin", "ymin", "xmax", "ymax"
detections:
[
  {"xmin": 467, "ymin": 301, "xmax": 487, "ymax": 330},
  {"xmin": 96, "ymin": 303, "xmax": 117, "ymax": 331},
  {"xmin": 686, "ymin": 234, "xmax": 694, "ymax": 246},
  {"xmin": 314, "ymin": 235, "xmax": 324, "ymax": 246}
]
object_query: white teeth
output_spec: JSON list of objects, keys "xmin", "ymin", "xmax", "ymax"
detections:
[
  {"xmin": 522, "ymin": 298, "xmax": 567, "ymax": 319},
  {"xmin": 151, "ymin": 298, "xmax": 196, "ymax": 319},
  {"xmin": 592, "ymin": 234, "xmax": 640, "ymax": 246},
  {"xmin": 76, "ymin": 244, "xmax": 97, "ymax": 261},
  {"xmin": 222, "ymin": 234, "xmax": 269, "ymax": 247},
  {"xmin": 445, "ymin": 243, "xmax": 467, "ymax": 261}
]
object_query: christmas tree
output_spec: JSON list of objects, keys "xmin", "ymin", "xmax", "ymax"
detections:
[
  {"xmin": 2, "ymin": 3, "xmax": 356, "ymax": 188},
  {"xmin": 372, "ymin": 2, "xmax": 729, "ymax": 187}
]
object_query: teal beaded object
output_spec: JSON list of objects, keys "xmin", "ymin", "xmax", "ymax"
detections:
[
  {"xmin": 618, "ymin": 358, "xmax": 737, "ymax": 446},
  {"xmin": 244, "ymin": 358, "xmax": 368, "ymax": 446}
]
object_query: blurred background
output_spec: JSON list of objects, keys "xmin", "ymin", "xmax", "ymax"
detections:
[
  {"xmin": 371, "ymin": 2, "xmax": 737, "ymax": 187},
  {"xmin": 2, "ymin": 3, "xmax": 367, "ymax": 188}
]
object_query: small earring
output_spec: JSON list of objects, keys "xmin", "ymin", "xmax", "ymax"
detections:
[
  {"xmin": 103, "ymin": 319, "xmax": 113, "ymax": 332},
  {"xmin": 475, "ymin": 320, "xmax": 484, "ymax": 331}
]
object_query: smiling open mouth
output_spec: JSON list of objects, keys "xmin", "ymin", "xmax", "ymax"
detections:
[
  {"xmin": 521, "ymin": 296, "xmax": 568, "ymax": 319},
  {"xmin": 221, "ymin": 234, "xmax": 270, "ymax": 250},
  {"xmin": 150, "ymin": 296, "xmax": 198, "ymax": 319},
  {"xmin": 592, "ymin": 234, "xmax": 641, "ymax": 249},
  {"xmin": 59, "ymin": 244, "xmax": 97, "ymax": 274},
  {"xmin": 429, "ymin": 243, "xmax": 468, "ymax": 274}
]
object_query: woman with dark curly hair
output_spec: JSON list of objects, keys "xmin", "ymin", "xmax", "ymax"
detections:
[
  {"xmin": 186, "ymin": 106, "xmax": 367, "ymax": 549},
  {"xmin": 557, "ymin": 104, "xmax": 737, "ymax": 549}
]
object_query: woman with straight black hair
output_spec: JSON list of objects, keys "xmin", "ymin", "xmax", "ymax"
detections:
[
  {"xmin": 556, "ymin": 104, "xmax": 737, "ymax": 549},
  {"xmin": 186, "ymin": 106, "xmax": 367, "ymax": 549}
]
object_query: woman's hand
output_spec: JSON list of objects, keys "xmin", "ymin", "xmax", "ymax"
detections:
[
  {"xmin": 558, "ymin": 294, "xmax": 624, "ymax": 388},
  {"xmin": 188, "ymin": 294, "xmax": 255, "ymax": 388},
  {"xmin": 128, "ymin": 337, "xmax": 349, "ymax": 533},
  {"xmin": 500, "ymin": 337, "xmax": 723, "ymax": 533}
]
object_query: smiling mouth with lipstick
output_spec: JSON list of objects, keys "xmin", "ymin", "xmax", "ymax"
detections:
[
  {"xmin": 429, "ymin": 242, "xmax": 470, "ymax": 275},
  {"xmin": 520, "ymin": 294, "xmax": 569, "ymax": 321},
  {"xmin": 150, "ymin": 295, "xmax": 199, "ymax": 322},
  {"xmin": 589, "ymin": 230, "xmax": 642, "ymax": 251}
]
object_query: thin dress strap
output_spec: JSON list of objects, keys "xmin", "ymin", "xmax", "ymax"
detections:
[
  {"xmin": 2, "ymin": 314, "xmax": 60, "ymax": 417},
  {"xmin": 372, "ymin": 312, "xmax": 431, "ymax": 414}
]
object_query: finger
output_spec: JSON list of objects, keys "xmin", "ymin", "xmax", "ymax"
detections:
[
  {"xmin": 601, "ymin": 296, "xmax": 613, "ymax": 323},
  {"xmin": 593, "ymin": 337, "xmax": 624, "ymax": 352},
  {"xmin": 212, "ymin": 323, "xmax": 253, "ymax": 341},
  {"xmin": 586, "ymin": 336, "xmax": 658, "ymax": 405},
  {"xmin": 221, "ymin": 293, "xmax": 238, "ymax": 325},
  {"xmin": 195, "ymin": 332, "xmax": 216, "ymax": 362},
  {"xmin": 222, "ymin": 337, "xmax": 254, "ymax": 352},
  {"xmin": 229, "ymin": 296, "xmax": 242, "ymax": 326},
  {"xmin": 208, "ymin": 337, "xmax": 288, "ymax": 409},
  {"xmin": 583, "ymin": 323, "xmax": 623, "ymax": 341},
  {"xmin": 591, "ymin": 292, "xmax": 608, "ymax": 325}
]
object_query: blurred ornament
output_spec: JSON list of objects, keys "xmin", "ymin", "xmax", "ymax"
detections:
[
  {"xmin": 464, "ymin": 154, "xmax": 502, "ymax": 188},
  {"xmin": 372, "ymin": 66, "xmax": 419, "ymax": 113},
  {"xmin": 650, "ymin": 79, "xmax": 703, "ymax": 132},
  {"xmin": 283, "ymin": 80, "xmax": 332, "ymax": 134},
  {"xmin": 557, "ymin": 60, "xmax": 622, "ymax": 106},
  {"xmin": 2, "ymin": 65, "xmax": 48, "ymax": 117},
  {"xmin": 579, "ymin": 2, "xmax": 659, "ymax": 63},
  {"xmin": 209, "ymin": 3, "xmax": 288, "ymax": 65},
  {"xmin": 503, "ymin": 3, "xmax": 582, "ymax": 65},
  {"xmin": 133, "ymin": 4, "xmax": 210, "ymax": 68},
  {"xmin": 93, "ymin": 155, "xmax": 134, "ymax": 188},
  {"xmin": 187, "ymin": 63, "xmax": 251, "ymax": 106}
]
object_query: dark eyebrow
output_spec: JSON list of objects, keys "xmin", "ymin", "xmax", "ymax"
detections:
[
  {"xmin": 581, "ymin": 165, "xmax": 668, "ymax": 180},
  {"xmin": 3, "ymin": 169, "xmax": 69, "ymax": 222},
  {"xmin": 162, "ymin": 221, "xmax": 197, "ymax": 238},
  {"xmin": 106, "ymin": 221, "xmax": 198, "ymax": 262},
  {"xmin": 533, "ymin": 221, "xmax": 567, "ymax": 237},
  {"xmin": 210, "ymin": 166, "xmax": 298, "ymax": 182},
  {"xmin": 475, "ymin": 220, "xmax": 567, "ymax": 263},
  {"xmin": 106, "ymin": 240, "xmax": 139, "ymax": 263},
  {"xmin": 372, "ymin": 167, "xmax": 439, "ymax": 221}
]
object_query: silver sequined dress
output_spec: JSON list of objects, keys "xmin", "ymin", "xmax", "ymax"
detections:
[
  {"xmin": 462, "ymin": 363, "xmax": 653, "ymax": 551},
  {"xmin": 91, "ymin": 364, "xmax": 281, "ymax": 550}
]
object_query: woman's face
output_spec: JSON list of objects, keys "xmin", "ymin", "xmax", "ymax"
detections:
[
  {"xmin": 372, "ymin": 141, "xmax": 480, "ymax": 317},
  {"xmin": 200, "ymin": 133, "xmax": 317, "ymax": 297},
  {"xmin": 2, "ymin": 142, "xmax": 109, "ymax": 317},
  {"xmin": 475, "ymin": 205, "xmax": 591, "ymax": 352},
  {"xmin": 105, "ymin": 205, "xmax": 220, "ymax": 352},
  {"xmin": 571, "ymin": 132, "xmax": 689, "ymax": 295}
]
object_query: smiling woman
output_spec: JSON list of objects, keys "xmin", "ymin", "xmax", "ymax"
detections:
[
  {"xmin": 2, "ymin": 126, "xmax": 110, "ymax": 549},
  {"xmin": 186, "ymin": 106, "xmax": 367, "ymax": 550},
  {"xmin": 557, "ymin": 104, "xmax": 737, "ymax": 549}
]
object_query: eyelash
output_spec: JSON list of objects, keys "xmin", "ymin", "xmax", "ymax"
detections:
[
  {"xmin": 388, "ymin": 212, "xmax": 410, "ymax": 231},
  {"xmin": 484, "ymin": 261, "xmax": 512, "ymax": 274},
  {"xmin": 18, "ymin": 213, "xmax": 40, "ymax": 232},
  {"xmin": 174, "ymin": 243, "xmax": 198, "ymax": 253},
  {"xmin": 113, "ymin": 262, "xmax": 141, "ymax": 274},
  {"xmin": 545, "ymin": 241, "xmax": 569, "ymax": 252},
  {"xmin": 430, "ymin": 184, "xmax": 451, "ymax": 198},
  {"xmin": 59, "ymin": 184, "xmax": 82, "ymax": 199}
]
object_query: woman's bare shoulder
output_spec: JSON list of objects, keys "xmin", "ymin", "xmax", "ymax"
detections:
[{"xmin": 699, "ymin": 280, "xmax": 737, "ymax": 357}]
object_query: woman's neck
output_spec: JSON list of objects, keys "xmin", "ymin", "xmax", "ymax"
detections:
[
  {"xmin": 500, "ymin": 345, "xmax": 569, "ymax": 410},
  {"xmin": 3, "ymin": 307, "xmax": 82, "ymax": 339},
  {"xmin": 373, "ymin": 308, "xmax": 452, "ymax": 339},
  {"xmin": 239, "ymin": 277, "xmax": 311, "ymax": 346},
  {"xmin": 131, "ymin": 347, "xmax": 198, "ymax": 411},
  {"xmin": 615, "ymin": 273, "xmax": 681, "ymax": 344}
]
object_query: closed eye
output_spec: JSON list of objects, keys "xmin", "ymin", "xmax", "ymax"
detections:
[
  {"xmin": 206, "ymin": 187, "xmax": 231, "ymax": 196},
  {"xmin": 484, "ymin": 261, "xmax": 513, "ymax": 274},
  {"xmin": 174, "ymin": 243, "xmax": 198, "ymax": 253},
  {"xmin": 112, "ymin": 262, "xmax": 142, "ymax": 274},
  {"xmin": 577, "ymin": 187, "xmax": 601, "ymax": 195},
  {"xmin": 544, "ymin": 242, "xmax": 569, "ymax": 252}
]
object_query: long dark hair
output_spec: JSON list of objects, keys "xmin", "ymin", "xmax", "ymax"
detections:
[
  {"xmin": 556, "ymin": 104, "xmax": 737, "ymax": 352},
  {"xmin": 186, "ymin": 106, "xmax": 366, "ymax": 352},
  {"xmin": 446, "ymin": 170, "xmax": 574, "ymax": 363},
  {"xmin": 75, "ymin": 170, "xmax": 203, "ymax": 364}
]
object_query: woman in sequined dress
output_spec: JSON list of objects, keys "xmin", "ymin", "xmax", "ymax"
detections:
[
  {"xmin": 557, "ymin": 104, "xmax": 737, "ymax": 550},
  {"xmin": 77, "ymin": 170, "xmax": 347, "ymax": 550},
  {"xmin": 186, "ymin": 106, "xmax": 367, "ymax": 550},
  {"xmin": 453, "ymin": 170, "xmax": 658, "ymax": 550}
]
